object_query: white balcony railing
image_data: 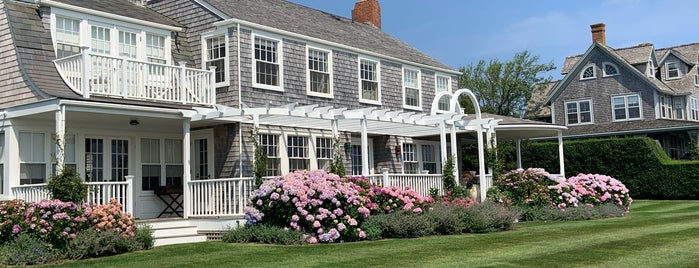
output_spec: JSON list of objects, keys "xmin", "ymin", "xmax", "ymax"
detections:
[
  {"xmin": 54, "ymin": 48, "xmax": 216, "ymax": 106},
  {"xmin": 10, "ymin": 176, "xmax": 134, "ymax": 215}
]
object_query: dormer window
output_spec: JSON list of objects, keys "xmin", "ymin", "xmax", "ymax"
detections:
[
  {"xmin": 666, "ymin": 62, "xmax": 680, "ymax": 79},
  {"xmin": 55, "ymin": 16, "xmax": 81, "ymax": 58},
  {"xmin": 580, "ymin": 64, "xmax": 596, "ymax": 80},
  {"xmin": 602, "ymin": 62, "xmax": 619, "ymax": 77}
]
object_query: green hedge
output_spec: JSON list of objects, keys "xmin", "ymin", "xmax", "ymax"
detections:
[{"xmin": 513, "ymin": 137, "xmax": 699, "ymax": 199}]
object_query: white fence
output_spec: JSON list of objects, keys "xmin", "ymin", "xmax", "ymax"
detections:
[
  {"xmin": 54, "ymin": 49, "xmax": 215, "ymax": 106},
  {"xmin": 10, "ymin": 176, "xmax": 134, "ymax": 215},
  {"xmin": 187, "ymin": 177, "xmax": 256, "ymax": 217},
  {"xmin": 366, "ymin": 171, "xmax": 444, "ymax": 197}
]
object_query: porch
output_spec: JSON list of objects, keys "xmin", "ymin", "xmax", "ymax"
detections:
[{"xmin": 54, "ymin": 48, "xmax": 216, "ymax": 106}]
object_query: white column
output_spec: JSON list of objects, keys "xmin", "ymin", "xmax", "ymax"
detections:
[
  {"xmin": 439, "ymin": 121, "xmax": 447, "ymax": 169},
  {"xmin": 558, "ymin": 131, "xmax": 565, "ymax": 177},
  {"xmin": 6, "ymin": 126, "xmax": 19, "ymax": 199},
  {"xmin": 179, "ymin": 62, "xmax": 187, "ymax": 104},
  {"xmin": 55, "ymin": 105, "xmax": 66, "ymax": 174},
  {"xmin": 124, "ymin": 175, "xmax": 134, "ymax": 216},
  {"xmin": 182, "ymin": 118, "xmax": 191, "ymax": 218},
  {"xmin": 81, "ymin": 47, "xmax": 91, "ymax": 98},
  {"xmin": 361, "ymin": 118, "xmax": 369, "ymax": 176},
  {"xmin": 450, "ymin": 124, "xmax": 458, "ymax": 180},
  {"xmin": 516, "ymin": 139, "xmax": 522, "ymax": 169},
  {"xmin": 477, "ymin": 124, "xmax": 487, "ymax": 202}
]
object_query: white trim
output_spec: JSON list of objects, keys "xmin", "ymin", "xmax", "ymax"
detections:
[
  {"xmin": 611, "ymin": 94, "xmax": 642, "ymax": 122},
  {"xmin": 201, "ymin": 29, "xmax": 230, "ymax": 87},
  {"xmin": 192, "ymin": 0, "xmax": 231, "ymax": 20},
  {"xmin": 564, "ymin": 99, "xmax": 593, "ymax": 126},
  {"xmin": 251, "ymin": 33, "xmax": 284, "ymax": 92},
  {"xmin": 305, "ymin": 45, "xmax": 334, "ymax": 98},
  {"xmin": 43, "ymin": 3, "xmax": 181, "ymax": 32},
  {"xmin": 694, "ymin": 74, "xmax": 699, "ymax": 87},
  {"xmin": 402, "ymin": 66, "xmax": 422, "ymax": 111},
  {"xmin": 690, "ymin": 97, "xmax": 699, "ymax": 121},
  {"xmin": 358, "ymin": 56, "xmax": 382, "ymax": 105},
  {"xmin": 579, "ymin": 63, "xmax": 596, "ymax": 80},
  {"xmin": 213, "ymin": 18, "xmax": 460, "ymax": 75},
  {"xmin": 191, "ymin": 129, "xmax": 215, "ymax": 180},
  {"xmin": 602, "ymin": 62, "xmax": 619, "ymax": 77},
  {"xmin": 434, "ymin": 73, "xmax": 452, "ymax": 113}
]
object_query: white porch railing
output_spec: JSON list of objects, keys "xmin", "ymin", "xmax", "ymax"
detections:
[
  {"xmin": 366, "ymin": 170, "xmax": 444, "ymax": 197},
  {"xmin": 9, "ymin": 176, "xmax": 134, "ymax": 215},
  {"xmin": 187, "ymin": 177, "xmax": 256, "ymax": 217},
  {"xmin": 53, "ymin": 48, "xmax": 215, "ymax": 106}
]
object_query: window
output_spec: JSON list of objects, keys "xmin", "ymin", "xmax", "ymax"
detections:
[
  {"xmin": 647, "ymin": 60, "xmax": 656, "ymax": 78},
  {"xmin": 253, "ymin": 36, "xmax": 281, "ymax": 90},
  {"xmin": 287, "ymin": 136, "xmax": 309, "ymax": 172},
  {"xmin": 146, "ymin": 34, "xmax": 166, "ymax": 64},
  {"xmin": 164, "ymin": 139, "xmax": 184, "ymax": 187},
  {"xmin": 435, "ymin": 75, "xmax": 451, "ymax": 112},
  {"xmin": 260, "ymin": 134, "xmax": 280, "ymax": 176},
  {"xmin": 565, "ymin": 100, "xmax": 592, "ymax": 125},
  {"xmin": 691, "ymin": 98, "xmax": 699, "ymax": 121},
  {"xmin": 421, "ymin": 144, "xmax": 438, "ymax": 174},
  {"xmin": 307, "ymin": 47, "xmax": 332, "ymax": 96},
  {"xmin": 205, "ymin": 35, "xmax": 228, "ymax": 85},
  {"xmin": 55, "ymin": 16, "xmax": 81, "ymax": 58},
  {"xmin": 402, "ymin": 143, "xmax": 418, "ymax": 174},
  {"xmin": 19, "ymin": 132, "xmax": 46, "ymax": 185},
  {"xmin": 141, "ymin": 139, "xmax": 161, "ymax": 191},
  {"xmin": 118, "ymin": 31, "xmax": 137, "ymax": 59},
  {"xmin": 580, "ymin": 64, "xmax": 596, "ymax": 80},
  {"xmin": 350, "ymin": 144, "xmax": 362, "ymax": 176},
  {"xmin": 194, "ymin": 138, "xmax": 209, "ymax": 180},
  {"xmin": 141, "ymin": 138, "xmax": 183, "ymax": 190},
  {"xmin": 612, "ymin": 95, "xmax": 641, "ymax": 121},
  {"xmin": 359, "ymin": 58, "xmax": 380, "ymax": 103},
  {"xmin": 403, "ymin": 68, "xmax": 421, "ymax": 109},
  {"xmin": 316, "ymin": 137, "xmax": 333, "ymax": 171},
  {"xmin": 666, "ymin": 62, "xmax": 680, "ymax": 79},
  {"xmin": 659, "ymin": 95, "xmax": 672, "ymax": 119},
  {"xmin": 111, "ymin": 140, "xmax": 129, "ymax": 181},
  {"xmin": 91, "ymin": 25, "xmax": 111, "ymax": 55},
  {"xmin": 695, "ymin": 74, "xmax": 699, "ymax": 87},
  {"xmin": 603, "ymin": 62, "xmax": 619, "ymax": 77},
  {"xmin": 85, "ymin": 138, "xmax": 104, "ymax": 182},
  {"xmin": 674, "ymin": 97, "xmax": 685, "ymax": 120}
]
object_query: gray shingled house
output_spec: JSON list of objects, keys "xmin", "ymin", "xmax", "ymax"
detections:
[
  {"xmin": 529, "ymin": 23, "xmax": 699, "ymax": 159},
  {"xmin": 0, "ymin": 0, "xmax": 566, "ymax": 244}
]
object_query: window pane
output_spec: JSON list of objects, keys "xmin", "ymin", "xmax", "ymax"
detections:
[
  {"xmin": 142, "ymin": 165, "xmax": 161, "ymax": 191},
  {"xmin": 165, "ymin": 139, "xmax": 183, "ymax": 164},
  {"xmin": 166, "ymin": 165, "xmax": 183, "ymax": 187},
  {"xmin": 20, "ymin": 164, "xmax": 46, "ymax": 184}
]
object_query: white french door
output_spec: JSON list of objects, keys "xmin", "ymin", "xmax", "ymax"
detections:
[{"xmin": 84, "ymin": 137, "xmax": 130, "ymax": 182}]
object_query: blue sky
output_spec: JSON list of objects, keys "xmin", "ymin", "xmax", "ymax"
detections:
[{"xmin": 288, "ymin": 0, "xmax": 699, "ymax": 79}]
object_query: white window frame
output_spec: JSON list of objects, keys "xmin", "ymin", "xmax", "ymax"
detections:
[
  {"xmin": 358, "ymin": 56, "xmax": 381, "ymax": 105},
  {"xmin": 602, "ymin": 62, "xmax": 619, "ymax": 77},
  {"xmin": 54, "ymin": 16, "xmax": 82, "ymax": 58},
  {"xmin": 287, "ymin": 135, "xmax": 310, "ymax": 172},
  {"xmin": 674, "ymin": 97, "xmax": 685, "ymax": 120},
  {"xmin": 580, "ymin": 64, "xmax": 596, "ymax": 80},
  {"xmin": 50, "ymin": 9, "xmax": 172, "ymax": 63},
  {"xmin": 435, "ymin": 74, "xmax": 452, "ymax": 113},
  {"xmin": 202, "ymin": 29, "xmax": 230, "ymax": 87},
  {"xmin": 611, "ymin": 94, "xmax": 642, "ymax": 122},
  {"xmin": 564, "ymin": 99, "xmax": 593, "ymax": 125},
  {"xmin": 350, "ymin": 137, "xmax": 374, "ymax": 175},
  {"xmin": 191, "ymin": 129, "xmax": 214, "ymax": 180},
  {"xmin": 666, "ymin": 61, "xmax": 681, "ymax": 79},
  {"xmin": 252, "ymin": 33, "xmax": 283, "ymax": 91},
  {"xmin": 19, "ymin": 132, "xmax": 48, "ymax": 185},
  {"xmin": 259, "ymin": 133, "xmax": 281, "ymax": 177},
  {"xmin": 691, "ymin": 97, "xmax": 699, "ymax": 121},
  {"xmin": 694, "ymin": 74, "xmax": 699, "ymax": 87},
  {"xmin": 306, "ymin": 46, "xmax": 333, "ymax": 98},
  {"xmin": 315, "ymin": 137, "xmax": 333, "ymax": 171},
  {"xmin": 401, "ymin": 143, "xmax": 418, "ymax": 174},
  {"xmin": 402, "ymin": 66, "xmax": 422, "ymax": 110}
]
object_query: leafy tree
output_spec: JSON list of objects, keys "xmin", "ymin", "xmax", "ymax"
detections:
[
  {"xmin": 250, "ymin": 127, "xmax": 267, "ymax": 188},
  {"xmin": 458, "ymin": 50, "xmax": 555, "ymax": 117},
  {"xmin": 47, "ymin": 167, "xmax": 88, "ymax": 203}
]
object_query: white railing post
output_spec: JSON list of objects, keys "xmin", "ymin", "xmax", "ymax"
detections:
[
  {"xmin": 120, "ymin": 55, "xmax": 129, "ymax": 98},
  {"xmin": 81, "ymin": 46, "xmax": 91, "ymax": 98},
  {"xmin": 381, "ymin": 168, "xmax": 389, "ymax": 188},
  {"xmin": 179, "ymin": 61, "xmax": 187, "ymax": 104},
  {"xmin": 125, "ymin": 175, "xmax": 134, "ymax": 216},
  {"xmin": 209, "ymin": 66, "xmax": 217, "ymax": 105}
]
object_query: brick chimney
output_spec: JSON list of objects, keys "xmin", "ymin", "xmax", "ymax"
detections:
[
  {"xmin": 591, "ymin": 23, "xmax": 606, "ymax": 45},
  {"xmin": 352, "ymin": 0, "xmax": 381, "ymax": 29}
]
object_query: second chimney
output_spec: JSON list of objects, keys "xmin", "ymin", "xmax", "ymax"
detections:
[
  {"xmin": 591, "ymin": 23, "xmax": 606, "ymax": 45},
  {"xmin": 352, "ymin": 0, "xmax": 381, "ymax": 29}
]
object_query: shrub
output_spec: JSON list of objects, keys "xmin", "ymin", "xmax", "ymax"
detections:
[
  {"xmin": 493, "ymin": 168, "xmax": 558, "ymax": 207},
  {"xmin": 549, "ymin": 173, "xmax": 633, "ymax": 211},
  {"xmin": 0, "ymin": 199, "xmax": 90, "ymax": 249},
  {"xmin": 522, "ymin": 203, "xmax": 626, "ymax": 222},
  {"xmin": 222, "ymin": 225, "xmax": 306, "ymax": 245},
  {"xmin": 134, "ymin": 224, "xmax": 154, "ymax": 250},
  {"xmin": 366, "ymin": 184, "xmax": 434, "ymax": 214},
  {"xmin": 0, "ymin": 233, "xmax": 61, "ymax": 265},
  {"xmin": 462, "ymin": 201, "xmax": 521, "ymax": 233},
  {"xmin": 47, "ymin": 168, "xmax": 88, "ymax": 203},
  {"xmin": 426, "ymin": 203, "xmax": 467, "ymax": 235},
  {"xmin": 63, "ymin": 228, "xmax": 142, "ymax": 259},
  {"xmin": 245, "ymin": 170, "xmax": 372, "ymax": 243},
  {"xmin": 359, "ymin": 211, "xmax": 435, "ymax": 239},
  {"xmin": 86, "ymin": 198, "xmax": 136, "ymax": 238}
]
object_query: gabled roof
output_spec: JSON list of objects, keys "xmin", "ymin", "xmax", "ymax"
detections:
[
  {"xmin": 525, "ymin": 80, "xmax": 558, "ymax": 119},
  {"xmin": 201, "ymin": 0, "xmax": 453, "ymax": 71},
  {"xmin": 546, "ymin": 42, "xmax": 681, "ymax": 105},
  {"xmin": 47, "ymin": 0, "xmax": 182, "ymax": 28},
  {"xmin": 655, "ymin": 43, "xmax": 699, "ymax": 66},
  {"xmin": 561, "ymin": 43, "xmax": 655, "ymax": 75},
  {"xmin": 560, "ymin": 119, "xmax": 699, "ymax": 138}
]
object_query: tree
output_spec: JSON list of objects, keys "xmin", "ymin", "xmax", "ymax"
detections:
[
  {"xmin": 250, "ymin": 127, "xmax": 268, "ymax": 188},
  {"xmin": 458, "ymin": 50, "xmax": 555, "ymax": 117}
]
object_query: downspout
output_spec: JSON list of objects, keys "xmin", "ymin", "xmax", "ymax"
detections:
[{"xmin": 237, "ymin": 23, "xmax": 243, "ymax": 178}]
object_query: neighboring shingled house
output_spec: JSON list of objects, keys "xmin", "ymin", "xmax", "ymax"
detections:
[{"xmin": 530, "ymin": 23, "xmax": 699, "ymax": 159}]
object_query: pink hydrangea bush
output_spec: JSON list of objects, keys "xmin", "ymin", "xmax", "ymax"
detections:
[
  {"xmin": 0, "ymin": 198, "xmax": 136, "ymax": 249},
  {"xmin": 366, "ymin": 185, "xmax": 434, "ymax": 214},
  {"xmin": 549, "ymin": 173, "xmax": 633, "ymax": 211},
  {"xmin": 245, "ymin": 170, "xmax": 373, "ymax": 243},
  {"xmin": 440, "ymin": 191, "xmax": 478, "ymax": 208},
  {"xmin": 494, "ymin": 168, "xmax": 559, "ymax": 207}
]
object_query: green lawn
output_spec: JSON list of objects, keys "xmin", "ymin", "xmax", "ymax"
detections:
[{"xmin": 41, "ymin": 200, "xmax": 699, "ymax": 268}]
